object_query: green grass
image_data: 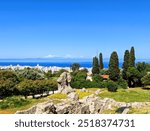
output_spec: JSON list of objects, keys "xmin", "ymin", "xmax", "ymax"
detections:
[
  {"xmin": 100, "ymin": 88, "xmax": 150, "ymax": 102},
  {"xmin": 86, "ymin": 88, "xmax": 101, "ymax": 91},
  {"xmin": 0, "ymin": 97, "xmax": 48, "ymax": 114},
  {"xmin": 1, "ymin": 88, "xmax": 150, "ymax": 114},
  {"xmin": 0, "ymin": 96, "xmax": 30, "ymax": 109},
  {"xmin": 102, "ymin": 108, "xmax": 118, "ymax": 114},
  {"xmin": 76, "ymin": 90, "xmax": 92, "ymax": 99},
  {"xmin": 48, "ymin": 93, "xmax": 67, "ymax": 99},
  {"xmin": 48, "ymin": 91, "xmax": 92, "ymax": 100},
  {"xmin": 129, "ymin": 106, "xmax": 150, "ymax": 114}
]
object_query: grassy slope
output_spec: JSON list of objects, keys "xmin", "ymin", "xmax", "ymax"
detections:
[
  {"xmin": 0, "ymin": 98, "xmax": 48, "ymax": 114},
  {"xmin": 0, "ymin": 88, "xmax": 150, "ymax": 114},
  {"xmin": 100, "ymin": 88, "xmax": 150, "ymax": 102}
]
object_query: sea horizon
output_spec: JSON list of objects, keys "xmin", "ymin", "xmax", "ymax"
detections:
[{"xmin": 0, "ymin": 58, "xmax": 150, "ymax": 68}]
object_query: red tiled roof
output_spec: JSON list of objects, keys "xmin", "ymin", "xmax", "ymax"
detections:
[{"xmin": 101, "ymin": 75, "xmax": 109, "ymax": 79}]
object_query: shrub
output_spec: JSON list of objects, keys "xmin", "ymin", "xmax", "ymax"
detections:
[
  {"xmin": 98, "ymin": 82, "xmax": 106, "ymax": 88},
  {"xmin": 71, "ymin": 71, "xmax": 87, "ymax": 89},
  {"xmin": 16, "ymin": 79, "xmax": 57, "ymax": 98},
  {"xmin": 117, "ymin": 78, "xmax": 128, "ymax": 89},
  {"xmin": 93, "ymin": 74, "xmax": 103, "ymax": 82},
  {"xmin": 71, "ymin": 72, "xmax": 87, "ymax": 81},
  {"xmin": 0, "ymin": 70, "xmax": 19, "ymax": 83},
  {"xmin": 106, "ymin": 81, "xmax": 118, "ymax": 92},
  {"xmin": 0, "ymin": 80, "xmax": 16, "ymax": 99},
  {"xmin": 141, "ymin": 74, "xmax": 150, "ymax": 86},
  {"xmin": 44, "ymin": 70, "xmax": 53, "ymax": 79},
  {"xmin": 16, "ymin": 80, "xmax": 33, "ymax": 99},
  {"xmin": 16, "ymin": 68, "xmax": 44, "ymax": 81},
  {"xmin": 71, "ymin": 80, "xmax": 105, "ymax": 89}
]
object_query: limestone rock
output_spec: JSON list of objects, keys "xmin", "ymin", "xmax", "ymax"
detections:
[
  {"xmin": 15, "ymin": 91, "xmax": 150, "ymax": 114},
  {"xmin": 80, "ymin": 88, "xmax": 86, "ymax": 92},
  {"xmin": 94, "ymin": 89, "xmax": 101, "ymax": 95},
  {"xmin": 16, "ymin": 101, "xmax": 57, "ymax": 114},
  {"xmin": 57, "ymin": 72, "xmax": 73, "ymax": 94},
  {"xmin": 16, "ymin": 106, "xmax": 37, "ymax": 114},
  {"xmin": 56, "ymin": 102, "xmax": 90, "ymax": 114},
  {"xmin": 67, "ymin": 92, "xmax": 79, "ymax": 101},
  {"xmin": 122, "ymin": 108, "xmax": 130, "ymax": 114}
]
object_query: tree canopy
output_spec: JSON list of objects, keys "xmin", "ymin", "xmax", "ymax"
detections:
[{"xmin": 108, "ymin": 51, "xmax": 120, "ymax": 81}]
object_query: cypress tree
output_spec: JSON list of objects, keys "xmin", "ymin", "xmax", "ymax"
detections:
[
  {"xmin": 99, "ymin": 53, "xmax": 104, "ymax": 70},
  {"xmin": 108, "ymin": 51, "xmax": 120, "ymax": 81},
  {"xmin": 122, "ymin": 50, "xmax": 130, "ymax": 80},
  {"xmin": 129, "ymin": 46, "xmax": 135, "ymax": 67},
  {"xmin": 92, "ymin": 56, "xmax": 100, "ymax": 74}
]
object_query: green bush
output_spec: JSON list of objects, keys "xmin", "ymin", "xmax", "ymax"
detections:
[
  {"xmin": 0, "ymin": 80, "xmax": 16, "ymax": 99},
  {"xmin": 141, "ymin": 74, "xmax": 150, "ymax": 86},
  {"xmin": 0, "ymin": 70, "xmax": 19, "ymax": 83},
  {"xmin": 71, "ymin": 80, "xmax": 96, "ymax": 89},
  {"xmin": 98, "ymin": 82, "xmax": 106, "ymax": 88},
  {"xmin": 53, "ymin": 69, "xmax": 68, "ymax": 77},
  {"xmin": 71, "ymin": 71, "xmax": 107, "ymax": 89},
  {"xmin": 16, "ymin": 68, "xmax": 44, "ymax": 81},
  {"xmin": 93, "ymin": 74, "xmax": 103, "ymax": 83},
  {"xmin": 0, "ymin": 96, "xmax": 30, "ymax": 109},
  {"xmin": 16, "ymin": 79, "xmax": 57, "ymax": 98},
  {"xmin": 117, "ymin": 78, "xmax": 128, "ymax": 89},
  {"xmin": 71, "ymin": 71, "xmax": 88, "ymax": 89},
  {"xmin": 106, "ymin": 81, "xmax": 118, "ymax": 92}
]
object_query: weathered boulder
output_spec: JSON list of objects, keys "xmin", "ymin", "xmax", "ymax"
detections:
[
  {"xmin": 80, "ymin": 95, "xmax": 102, "ymax": 113},
  {"xmin": 16, "ymin": 101, "xmax": 57, "ymax": 114},
  {"xmin": 67, "ymin": 92, "xmax": 79, "ymax": 101},
  {"xmin": 57, "ymin": 72, "xmax": 74, "ymax": 94},
  {"xmin": 94, "ymin": 89, "xmax": 101, "ymax": 95},
  {"xmin": 122, "ymin": 108, "xmax": 130, "ymax": 114},
  {"xmin": 80, "ymin": 88, "xmax": 86, "ymax": 92},
  {"xmin": 15, "ymin": 91, "xmax": 150, "ymax": 114},
  {"xmin": 16, "ymin": 106, "xmax": 37, "ymax": 114},
  {"xmin": 56, "ymin": 102, "xmax": 90, "ymax": 114}
]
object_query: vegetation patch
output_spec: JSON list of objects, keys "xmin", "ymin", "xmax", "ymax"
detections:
[
  {"xmin": 48, "ymin": 93, "xmax": 67, "ymax": 99},
  {"xmin": 99, "ymin": 88, "xmax": 150, "ymax": 102},
  {"xmin": 0, "ymin": 96, "xmax": 30, "ymax": 109},
  {"xmin": 129, "ymin": 106, "xmax": 150, "ymax": 114},
  {"xmin": 76, "ymin": 90, "xmax": 92, "ymax": 99},
  {"xmin": 102, "ymin": 107, "xmax": 118, "ymax": 114},
  {"xmin": 0, "ymin": 97, "xmax": 48, "ymax": 114}
]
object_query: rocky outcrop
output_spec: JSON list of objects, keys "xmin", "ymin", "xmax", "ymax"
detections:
[
  {"xmin": 57, "ymin": 72, "xmax": 74, "ymax": 94},
  {"xmin": 56, "ymin": 102, "xmax": 90, "ymax": 114},
  {"xmin": 16, "ymin": 93, "xmax": 150, "ymax": 114},
  {"xmin": 67, "ymin": 92, "xmax": 79, "ymax": 101},
  {"xmin": 16, "ymin": 101, "xmax": 57, "ymax": 114},
  {"xmin": 94, "ymin": 89, "xmax": 101, "ymax": 95}
]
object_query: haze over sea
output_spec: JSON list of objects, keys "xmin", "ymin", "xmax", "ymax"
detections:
[{"xmin": 0, "ymin": 58, "xmax": 150, "ymax": 68}]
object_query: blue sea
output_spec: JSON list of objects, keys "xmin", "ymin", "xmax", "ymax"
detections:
[{"xmin": 0, "ymin": 59, "xmax": 149, "ymax": 68}]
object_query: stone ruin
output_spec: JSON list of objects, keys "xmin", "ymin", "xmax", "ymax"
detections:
[
  {"xmin": 15, "ymin": 72, "xmax": 150, "ymax": 114},
  {"xmin": 16, "ymin": 92, "xmax": 150, "ymax": 114},
  {"xmin": 57, "ymin": 72, "xmax": 74, "ymax": 94}
]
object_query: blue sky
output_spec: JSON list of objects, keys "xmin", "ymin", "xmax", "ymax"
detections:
[{"xmin": 0, "ymin": 0, "xmax": 150, "ymax": 59}]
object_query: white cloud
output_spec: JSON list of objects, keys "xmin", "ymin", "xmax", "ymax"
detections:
[
  {"xmin": 44, "ymin": 54, "xmax": 57, "ymax": 58},
  {"xmin": 44, "ymin": 54, "xmax": 87, "ymax": 59},
  {"xmin": 63, "ymin": 54, "xmax": 72, "ymax": 58}
]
